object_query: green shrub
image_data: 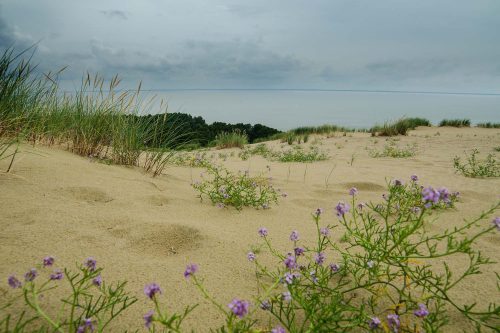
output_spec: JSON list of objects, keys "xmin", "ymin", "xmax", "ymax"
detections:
[
  {"xmin": 369, "ymin": 141, "xmax": 417, "ymax": 158},
  {"xmin": 214, "ymin": 130, "xmax": 248, "ymax": 149},
  {"xmin": 371, "ymin": 118, "xmax": 431, "ymax": 137},
  {"xmin": 192, "ymin": 163, "xmax": 280, "ymax": 209},
  {"xmin": 439, "ymin": 119, "xmax": 471, "ymax": 127},
  {"xmin": 453, "ymin": 149, "xmax": 500, "ymax": 177},
  {"xmin": 477, "ymin": 122, "xmax": 500, "ymax": 129},
  {"xmin": 277, "ymin": 145, "xmax": 329, "ymax": 162}
]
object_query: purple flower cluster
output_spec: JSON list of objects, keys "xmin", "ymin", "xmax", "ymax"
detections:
[
  {"xmin": 271, "ymin": 326, "xmax": 286, "ymax": 333},
  {"xmin": 76, "ymin": 318, "xmax": 94, "ymax": 333},
  {"xmin": 144, "ymin": 283, "xmax": 162, "ymax": 299},
  {"xmin": 329, "ymin": 263, "xmax": 340, "ymax": 273},
  {"xmin": 8, "ymin": 275, "xmax": 21, "ymax": 288},
  {"xmin": 283, "ymin": 272, "xmax": 301, "ymax": 285},
  {"xmin": 92, "ymin": 274, "xmax": 102, "ymax": 286},
  {"xmin": 314, "ymin": 207, "xmax": 324, "ymax": 217},
  {"xmin": 84, "ymin": 257, "xmax": 97, "ymax": 271},
  {"xmin": 387, "ymin": 314, "xmax": 400, "ymax": 332},
  {"xmin": 228, "ymin": 298, "xmax": 249, "ymax": 318},
  {"xmin": 143, "ymin": 310, "xmax": 154, "ymax": 329},
  {"xmin": 421, "ymin": 186, "xmax": 456, "ymax": 207},
  {"xmin": 50, "ymin": 270, "xmax": 63, "ymax": 281},
  {"xmin": 368, "ymin": 317, "xmax": 381, "ymax": 329},
  {"xmin": 247, "ymin": 252, "xmax": 256, "ymax": 262},
  {"xmin": 320, "ymin": 227, "xmax": 329, "ymax": 236},
  {"xmin": 349, "ymin": 187, "xmax": 358, "ymax": 196},
  {"xmin": 43, "ymin": 256, "xmax": 55, "ymax": 267},
  {"xmin": 492, "ymin": 217, "xmax": 500, "ymax": 231},
  {"xmin": 284, "ymin": 255, "xmax": 297, "ymax": 269},
  {"xmin": 24, "ymin": 268, "xmax": 37, "ymax": 282},
  {"xmin": 335, "ymin": 201, "xmax": 350, "ymax": 217},
  {"xmin": 314, "ymin": 252, "xmax": 326, "ymax": 265},
  {"xmin": 184, "ymin": 264, "xmax": 198, "ymax": 279},
  {"xmin": 289, "ymin": 230, "xmax": 299, "ymax": 242},
  {"xmin": 414, "ymin": 303, "xmax": 429, "ymax": 318},
  {"xmin": 258, "ymin": 227, "xmax": 268, "ymax": 237},
  {"xmin": 282, "ymin": 291, "xmax": 292, "ymax": 301}
]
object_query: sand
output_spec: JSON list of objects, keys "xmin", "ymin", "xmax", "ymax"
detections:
[{"xmin": 1, "ymin": 126, "xmax": 499, "ymax": 331}]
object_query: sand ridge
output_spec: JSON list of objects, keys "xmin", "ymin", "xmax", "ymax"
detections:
[{"xmin": 1, "ymin": 126, "xmax": 499, "ymax": 331}]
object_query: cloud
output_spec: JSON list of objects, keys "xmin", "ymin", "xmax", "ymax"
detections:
[{"xmin": 100, "ymin": 10, "xmax": 128, "ymax": 20}]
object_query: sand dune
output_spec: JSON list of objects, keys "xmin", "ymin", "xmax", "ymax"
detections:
[{"xmin": 1, "ymin": 126, "xmax": 499, "ymax": 331}]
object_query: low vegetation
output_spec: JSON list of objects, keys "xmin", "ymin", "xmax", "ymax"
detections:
[
  {"xmin": 214, "ymin": 130, "xmax": 248, "ymax": 149},
  {"xmin": 370, "ymin": 117, "xmax": 431, "ymax": 137},
  {"xmin": 4, "ymin": 177, "xmax": 499, "ymax": 332},
  {"xmin": 453, "ymin": 149, "xmax": 500, "ymax": 178},
  {"xmin": 191, "ymin": 163, "xmax": 281, "ymax": 210},
  {"xmin": 439, "ymin": 119, "xmax": 471, "ymax": 127},
  {"xmin": 477, "ymin": 122, "xmax": 500, "ymax": 129},
  {"xmin": 369, "ymin": 141, "xmax": 417, "ymax": 158}
]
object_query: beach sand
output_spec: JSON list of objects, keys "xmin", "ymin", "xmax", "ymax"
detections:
[{"xmin": 1, "ymin": 126, "xmax": 499, "ymax": 331}]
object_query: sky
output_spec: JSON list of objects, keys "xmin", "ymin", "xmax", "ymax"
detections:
[{"xmin": 0, "ymin": 1, "xmax": 499, "ymax": 128}]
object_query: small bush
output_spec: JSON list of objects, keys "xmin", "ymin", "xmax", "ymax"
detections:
[
  {"xmin": 214, "ymin": 130, "xmax": 248, "ymax": 149},
  {"xmin": 192, "ymin": 163, "xmax": 280, "ymax": 209},
  {"xmin": 477, "ymin": 122, "xmax": 500, "ymax": 129},
  {"xmin": 369, "ymin": 141, "xmax": 417, "ymax": 158},
  {"xmin": 277, "ymin": 145, "xmax": 329, "ymax": 163},
  {"xmin": 439, "ymin": 119, "xmax": 470, "ymax": 127},
  {"xmin": 371, "ymin": 118, "xmax": 431, "ymax": 137},
  {"xmin": 453, "ymin": 149, "xmax": 500, "ymax": 177}
]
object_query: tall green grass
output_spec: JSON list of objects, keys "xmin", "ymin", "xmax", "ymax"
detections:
[
  {"xmin": 439, "ymin": 119, "xmax": 470, "ymax": 127},
  {"xmin": 477, "ymin": 122, "xmax": 500, "ymax": 129},
  {"xmin": 0, "ymin": 47, "xmax": 187, "ymax": 176},
  {"xmin": 214, "ymin": 130, "xmax": 248, "ymax": 149},
  {"xmin": 370, "ymin": 117, "xmax": 431, "ymax": 136}
]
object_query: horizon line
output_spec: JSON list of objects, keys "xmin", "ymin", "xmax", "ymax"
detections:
[{"xmin": 61, "ymin": 88, "xmax": 500, "ymax": 96}]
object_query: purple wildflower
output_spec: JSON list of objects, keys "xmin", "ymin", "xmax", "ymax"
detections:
[
  {"xmin": 329, "ymin": 263, "xmax": 340, "ymax": 273},
  {"xmin": 357, "ymin": 202, "xmax": 366, "ymax": 211},
  {"xmin": 320, "ymin": 227, "xmax": 329, "ymax": 236},
  {"xmin": 411, "ymin": 174, "xmax": 418, "ymax": 182},
  {"xmin": 50, "ymin": 270, "xmax": 63, "ymax": 281},
  {"xmin": 368, "ymin": 317, "xmax": 381, "ymax": 329},
  {"xmin": 184, "ymin": 264, "xmax": 198, "ymax": 279},
  {"xmin": 143, "ymin": 310, "xmax": 154, "ymax": 329},
  {"xmin": 493, "ymin": 217, "xmax": 500, "ymax": 231},
  {"xmin": 283, "ymin": 272, "xmax": 300, "ymax": 285},
  {"xmin": 349, "ymin": 187, "xmax": 358, "ymax": 196},
  {"xmin": 294, "ymin": 247, "xmax": 305, "ymax": 256},
  {"xmin": 92, "ymin": 274, "xmax": 102, "ymax": 286},
  {"xmin": 8, "ymin": 275, "xmax": 21, "ymax": 288},
  {"xmin": 84, "ymin": 257, "xmax": 97, "ymax": 271},
  {"xmin": 387, "ymin": 314, "xmax": 400, "ymax": 332},
  {"xmin": 314, "ymin": 208, "xmax": 324, "ymax": 217},
  {"xmin": 289, "ymin": 230, "xmax": 299, "ymax": 242},
  {"xmin": 216, "ymin": 202, "xmax": 225, "ymax": 208},
  {"xmin": 282, "ymin": 291, "xmax": 292, "ymax": 302},
  {"xmin": 76, "ymin": 318, "xmax": 94, "ymax": 333},
  {"xmin": 414, "ymin": 303, "xmax": 429, "ymax": 318},
  {"xmin": 422, "ymin": 187, "xmax": 440, "ymax": 204},
  {"xmin": 284, "ymin": 255, "xmax": 297, "ymax": 269},
  {"xmin": 335, "ymin": 201, "xmax": 350, "ymax": 217},
  {"xmin": 315, "ymin": 252, "xmax": 326, "ymax": 265},
  {"xmin": 43, "ymin": 256, "xmax": 55, "ymax": 267},
  {"xmin": 438, "ymin": 187, "xmax": 451, "ymax": 203},
  {"xmin": 144, "ymin": 283, "xmax": 162, "ymax": 299},
  {"xmin": 272, "ymin": 326, "xmax": 286, "ymax": 333},
  {"xmin": 247, "ymin": 252, "xmax": 256, "ymax": 262},
  {"xmin": 258, "ymin": 227, "xmax": 268, "ymax": 237},
  {"xmin": 228, "ymin": 299, "xmax": 249, "ymax": 318},
  {"xmin": 260, "ymin": 300, "xmax": 271, "ymax": 310},
  {"xmin": 24, "ymin": 268, "xmax": 37, "ymax": 282}
]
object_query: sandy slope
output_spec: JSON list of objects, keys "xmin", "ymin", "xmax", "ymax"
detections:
[{"xmin": 1, "ymin": 126, "xmax": 499, "ymax": 332}]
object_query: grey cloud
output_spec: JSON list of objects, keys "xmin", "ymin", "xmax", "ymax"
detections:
[{"xmin": 100, "ymin": 10, "xmax": 128, "ymax": 20}]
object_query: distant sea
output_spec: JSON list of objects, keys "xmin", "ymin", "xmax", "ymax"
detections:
[{"xmin": 141, "ymin": 90, "xmax": 499, "ymax": 130}]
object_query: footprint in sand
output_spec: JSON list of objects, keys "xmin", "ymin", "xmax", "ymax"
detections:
[
  {"xmin": 145, "ymin": 194, "xmax": 170, "ymax": 206},
  {"xmin": 129, "ymin": 224, "xmax": 202, "ymax": 256},
  {"xmin": 64, "ymin": 186, "xmax": 113, "ymax": 204}
]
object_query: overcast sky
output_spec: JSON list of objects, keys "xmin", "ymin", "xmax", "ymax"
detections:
[{"xmin": 1, "ymin": 0, "xmax": 500, "ymax": 93}]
